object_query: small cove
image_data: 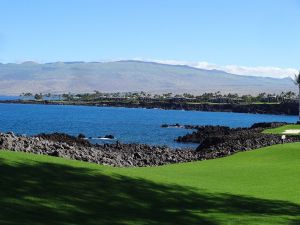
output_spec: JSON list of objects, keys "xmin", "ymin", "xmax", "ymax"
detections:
[{"xmin": 0, "ymin": 103, "xmax": 297, "ymax": 148}]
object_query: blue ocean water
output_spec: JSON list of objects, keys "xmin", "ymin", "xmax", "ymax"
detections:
[
  {"xmin": 0, "ymin": 95, "xmax": 60, "ymax": 101},
  {"xmin": 0, "ymin": 103, "xmax": 297, "ymax": 148},
  {"xmin": 0, "ymin": 96, "xmax": 20, "ymax": 100}
]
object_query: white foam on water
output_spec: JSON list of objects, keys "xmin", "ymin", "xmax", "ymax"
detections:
[
  {"xmin": 98, "ymin": 137, "xmax": 115, "ymax": 140},
  {"xmin": 84, "ymin": 137, "xmax": 114, "ymax": 140}
]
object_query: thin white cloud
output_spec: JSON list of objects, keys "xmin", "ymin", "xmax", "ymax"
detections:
[{"xmin": 138, "ymin": 59, "xmax": 298, "ymax": 79}]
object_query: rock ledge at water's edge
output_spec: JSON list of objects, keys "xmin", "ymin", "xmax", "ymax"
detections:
[{"xmin": 0, "ymin": 122, "xmax": 299, "ymax": 167}]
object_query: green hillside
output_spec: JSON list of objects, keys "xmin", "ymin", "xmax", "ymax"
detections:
[{"xmin": 1, "ymin": 143, "xmax": 300, "ymax": 225}]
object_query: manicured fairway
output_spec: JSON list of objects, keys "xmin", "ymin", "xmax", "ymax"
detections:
[
  {"xmin": 1, "ymin": 143, "xmax": 300, "ymax": 225},
  {"xmin": 263, "ymin": 124, "xmax": 300, "ymax": 135}
]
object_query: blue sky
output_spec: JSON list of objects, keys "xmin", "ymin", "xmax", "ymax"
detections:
[{"xmin": 0, "ymin": 0, "xmax": 299, "ymax": 75}]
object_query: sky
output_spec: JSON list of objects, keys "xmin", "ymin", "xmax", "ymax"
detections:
[{"xmin": 0, "ymin": 0, "xmax": 299, "ymax": 77}]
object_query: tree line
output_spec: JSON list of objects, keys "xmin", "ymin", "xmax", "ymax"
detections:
[{"xmin": 20, "ymin": 90, "xmax": 297, "ymax": 104}]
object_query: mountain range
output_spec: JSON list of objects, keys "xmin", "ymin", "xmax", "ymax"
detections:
[{"xmin": 0, "ymin": 60, "xmax": 296, "ymax": 95}]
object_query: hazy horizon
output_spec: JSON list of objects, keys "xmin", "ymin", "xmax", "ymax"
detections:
[
  {"xmin": 1, "ymin": 0, "xmax": 299, "ymax": 79},
  {"xmin": 0, "ymin": 59, "xmax": 297, "ymax": 79},
  {"xmin": 0, "ymin": 60, "xmax": 296, "ymax": 96}
]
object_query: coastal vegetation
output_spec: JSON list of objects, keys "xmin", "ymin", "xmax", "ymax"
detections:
[
  {"xmin": 3, "ymin": 1, "xmax": 299, "ymax": 225},
  {"xmin": 1, "ymin": 142, "xmax": 300, "ymax": 225},
  {"xmin": 20, "ymin": 91, "xmax": 298, "ymax": 104},
  {"xmin": 14, "ymin": 91, "xmax": 300, "ymax": 116},
  {"xmin": 294, "ymin": 71, "xmax": 300, "ymax": 122}
]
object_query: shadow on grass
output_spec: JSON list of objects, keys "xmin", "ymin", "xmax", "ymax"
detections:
[{"xmin": 0, "ymin": 158, "xmax": 299, "ymax": 225}]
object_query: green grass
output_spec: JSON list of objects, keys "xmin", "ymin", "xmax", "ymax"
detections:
[
  {"xmin": 1, "ymin": 143, "xmax": 300, "ymax": 225},
  {"xmin": 263, "ymin": 124, "xmax": 300, "ymax": 135}
]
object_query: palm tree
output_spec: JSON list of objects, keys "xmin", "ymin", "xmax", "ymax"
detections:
[{"xmin": 294, "ymin": 71, "xmax": 300, "ymax": 123}]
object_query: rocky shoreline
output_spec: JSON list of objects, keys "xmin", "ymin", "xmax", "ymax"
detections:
[
  {"xmin": 1, "ymin": 122, "xmax": 299, "ymax": 167},
  {"xmin": 0, "ymin": 132, "xmax": 201, "ymax": 167},
  {"xmin": 176, "ymin": 122, "xmax": 300, "ymax": 153},
  {"xmin": 0, "ymin": 100, "xmax": 298, "ymax": 115}
]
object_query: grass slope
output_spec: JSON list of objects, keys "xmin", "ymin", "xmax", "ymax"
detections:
[
  {"xmin": 1, "ymin": 143, "xmax": 300, "ymax": 225},
  {"xmin": 263, "ymin": 124, "xmax": 300, "ymax": 135}
]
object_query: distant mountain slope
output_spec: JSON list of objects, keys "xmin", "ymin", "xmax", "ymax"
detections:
[{"xmin": 0, "ymin": 60, "xmax": 295, "ymax": 95}]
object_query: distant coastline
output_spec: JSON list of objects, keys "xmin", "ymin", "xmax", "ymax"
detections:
[{"xmin": 0, "ymin": 99, "xmax": 297, "ymax": 116}]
